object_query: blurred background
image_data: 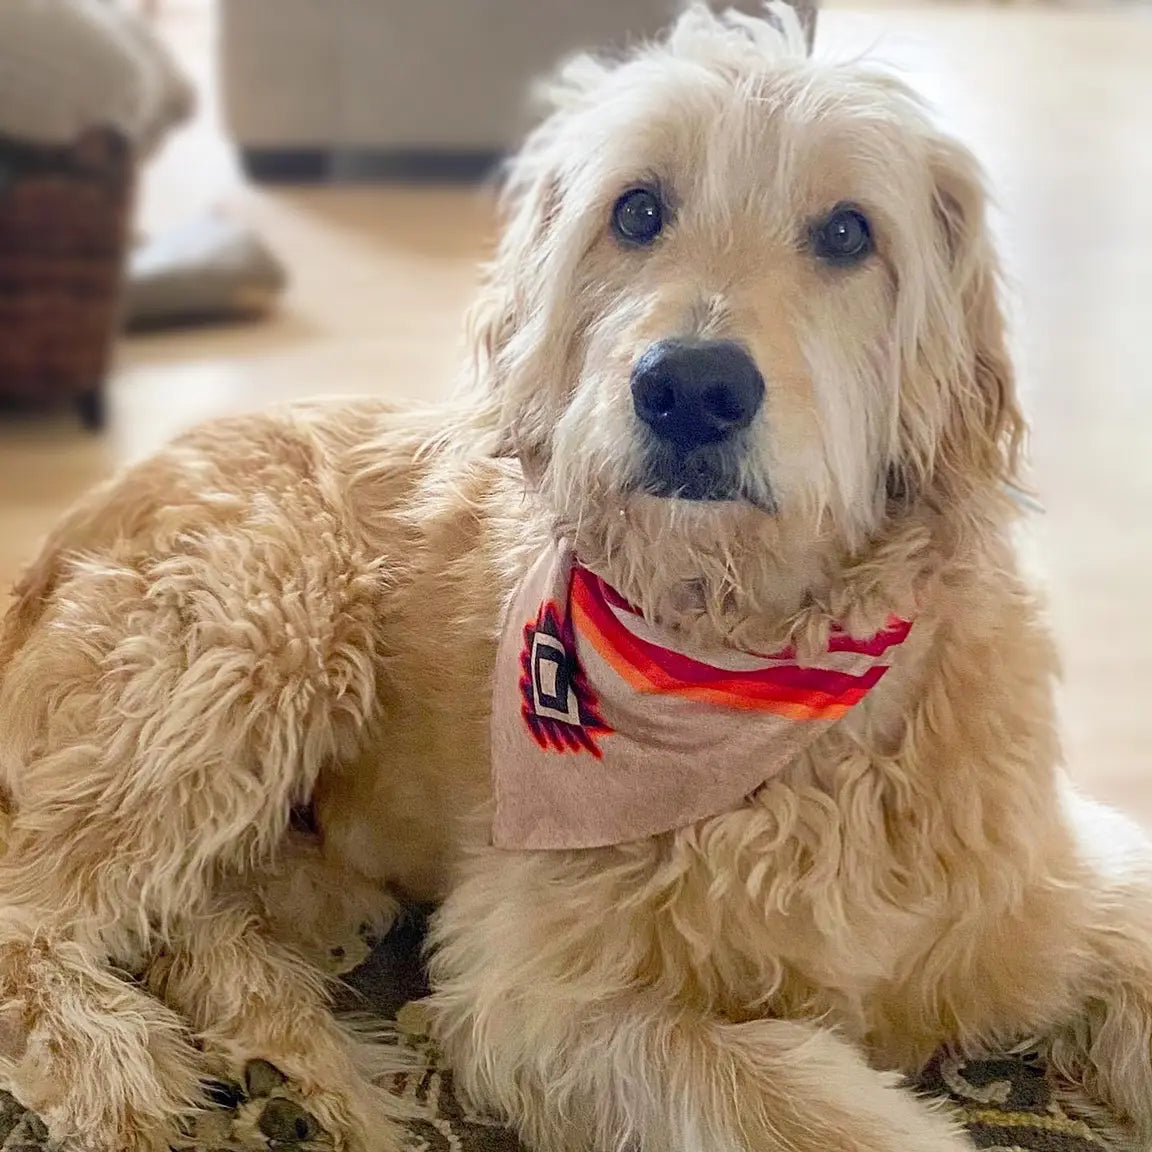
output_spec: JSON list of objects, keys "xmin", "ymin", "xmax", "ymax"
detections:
[{"xmin": 0, "ymin": 0, "xmax": 1149, "ymax": 815}]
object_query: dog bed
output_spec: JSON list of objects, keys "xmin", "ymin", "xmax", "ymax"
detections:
[
  {"xmin": 123, "ymin": 210, "xmax": 288, "ymax": 331},
  {"xmin": 0, "ymin": 914, "xmax": 1119, "ymax": 1151}
]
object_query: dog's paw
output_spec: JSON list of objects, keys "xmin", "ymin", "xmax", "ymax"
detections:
[
  {"xmin": 266, "ymin": 893, "xmax": 399, "ymax": 976},
  {"xmin": 317, "ymin": 919, "xmax": 393, "ymax": 976},
  {"xmin": 175, "ymin": 1065, "xmax": 327, "ymax": 1150},
  {"xmin": 244, "ymin": 1057, "xmax": 289, "ymax": 1098},
  {"xmin": 225, "ymin": 1057, "xmax": 404, "ymax": 1151},
  {"xmin": 258, "ymin": 1096, "xmax": 323, "ymax": 1143},
  {"xmin": 236, "ymin": 1059, "xmax": 326, "ymax": 1146}
]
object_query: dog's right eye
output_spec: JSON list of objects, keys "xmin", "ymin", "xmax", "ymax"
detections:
[
  {"xmin": 612, "ymin": 188, "xmax": 664, "ymax": 246},
  {"xmin": 810, "ymin": 204, "xmax": 874, "ymax": 266}
]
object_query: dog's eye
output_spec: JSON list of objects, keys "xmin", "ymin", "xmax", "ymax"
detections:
[
  {"xmin": 811, "ymin": 205, "xmax": 873, "ymax": 266},
  {"xmin": 612, "ymin": 188, "xmax": 664, "ymax": 246}
]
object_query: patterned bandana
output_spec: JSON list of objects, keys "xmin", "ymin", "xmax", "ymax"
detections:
[{"xmin": 491, "ymin": 542, "xmax": 914, "ymax": 851}]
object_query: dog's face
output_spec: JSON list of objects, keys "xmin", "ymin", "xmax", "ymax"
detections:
[{"xmin": 473, "ymin": 4, "xmax": 1023, "ymax": 626}]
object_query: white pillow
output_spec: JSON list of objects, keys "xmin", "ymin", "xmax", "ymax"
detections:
[
  {"xmin": 0, "ymin": 0, "xmax": 195, "ymax": 156},
  {"xmin": 123, "ymin": 210, "xmax": 288, "ymax": 330}
]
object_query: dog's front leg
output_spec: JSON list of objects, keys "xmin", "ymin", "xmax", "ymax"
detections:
[
  {"xmin": 145, "ymin": 898, "xmax": 408, "ymax": 1152},
  {"xmin": 0, "ymin": 906, "xmax": 207, "ymax": 1152},
  {"xmin": 1042, "ymin": 794, "xmax": 1152, "ymax": 1145},
  {"xmin": 430, "ymin": 986, "xmax": 968, "ymax": 1152},
  {"xmin": 246, "ymin": 829, "xmax": 401, "ymax": 975},
  {"xmin": 428, "ymin": 870, "xmax": 971, "ymax": 1152}
]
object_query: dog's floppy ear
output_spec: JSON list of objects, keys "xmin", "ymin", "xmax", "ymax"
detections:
[
  {"xmin": 892, "ymin": 136, "xmax": 1025, "ymax": 511},
  {"xmin": 462, "ymin": 158, "xmax": 563, "ymax": 472},
  {"xmin": 463, "ymin": 52, "xmax": 611, "ymax": 472}
]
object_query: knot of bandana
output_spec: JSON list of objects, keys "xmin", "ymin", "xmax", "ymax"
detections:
[{"xmin": 491, "ymin": 542, "xmax": 914, "ymax": 850}]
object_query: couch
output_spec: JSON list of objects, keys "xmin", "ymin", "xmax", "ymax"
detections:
[{"xmin": 218, "ymin": 0, "xmax": 815, "ymax": 181}]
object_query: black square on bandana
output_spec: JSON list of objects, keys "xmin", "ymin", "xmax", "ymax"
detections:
[{"xmin": 533, "ymin": 639, "xmax": 572, "ymax": 717}]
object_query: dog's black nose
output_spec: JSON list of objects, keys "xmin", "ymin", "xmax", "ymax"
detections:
[{"xmin": 631, "ymin": 340, "xmax": 764, "ymax": 452}]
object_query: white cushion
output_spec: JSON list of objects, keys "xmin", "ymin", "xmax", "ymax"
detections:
[{"xmin": 0, "ymin": 0, "xmax": 194, "ymax": 155}]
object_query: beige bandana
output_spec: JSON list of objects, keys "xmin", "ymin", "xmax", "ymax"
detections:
[{"xmin": 491, "ymin": 542, "xmax": 913, "ymax": 850}]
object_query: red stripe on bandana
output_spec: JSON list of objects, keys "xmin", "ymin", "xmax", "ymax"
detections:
[{"xmin": 570, "ymin": 566, "xmax": 900, "ymax": 719}]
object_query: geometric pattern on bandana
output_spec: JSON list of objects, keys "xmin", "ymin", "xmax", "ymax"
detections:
[{"xmin": 491, "ymin": 541, "xmax": 914, "ymax": 851}]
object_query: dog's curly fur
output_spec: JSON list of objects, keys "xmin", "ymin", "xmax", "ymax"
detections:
[{"xmin": 1, "ymin": 5, "xmax": 1150, "ymax": 1151}]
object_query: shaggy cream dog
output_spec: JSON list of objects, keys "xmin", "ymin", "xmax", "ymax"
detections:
[{"xmin": 0, "ymin": 5, "xmax": 1150, "ymax": 1152}]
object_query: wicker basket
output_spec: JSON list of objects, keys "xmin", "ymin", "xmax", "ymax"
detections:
[{"xmin": 0, "ymin": 128, "xmax": 134, "ymax": 430}]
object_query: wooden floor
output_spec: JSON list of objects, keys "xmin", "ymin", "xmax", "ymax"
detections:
[{"xmin": 2, "ymin": 1, "xmax": 1151, "ymax": 817}]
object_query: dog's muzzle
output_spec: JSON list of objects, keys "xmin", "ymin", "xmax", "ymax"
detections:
[{"xmin": 630, "ymin": 339, "xmax": 765, "ymax": 501}]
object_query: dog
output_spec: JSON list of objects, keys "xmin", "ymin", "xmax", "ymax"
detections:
[{"xmin": 1, "ymin": 4, "xmax": 1150, "ymax": 1151}]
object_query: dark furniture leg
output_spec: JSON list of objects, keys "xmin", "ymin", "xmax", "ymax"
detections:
[{"xmin": 76, "ymin": 387, "xmax": 106, "ymax": 432}]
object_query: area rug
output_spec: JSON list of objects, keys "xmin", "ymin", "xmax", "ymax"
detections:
[{"xmin": 0, "ymin": 913, "xmax": 1124, "ymax": 1151}]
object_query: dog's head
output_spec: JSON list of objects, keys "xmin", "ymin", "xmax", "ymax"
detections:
[{"xmin": 468, "ymin": 3, "xmax": 1023, "ymax": 630}]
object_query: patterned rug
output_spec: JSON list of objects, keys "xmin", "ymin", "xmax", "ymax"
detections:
[{"xmin": 0, "ymin": 913, "xmax": 1126, "ymax": 1151}]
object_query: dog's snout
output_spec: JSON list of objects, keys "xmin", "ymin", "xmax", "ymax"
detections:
[{"xmin": 631, "ymin": 340, "xmax": 765, "ymax": 453}]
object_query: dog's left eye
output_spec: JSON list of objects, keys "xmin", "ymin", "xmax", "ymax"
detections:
[
  {"xmin": 810, "ymin": 205, "xmax": 873, "ymax": 266},
  {"xmin": 612, "ymin": 188, "xmax": 664, "ymax": 246}
]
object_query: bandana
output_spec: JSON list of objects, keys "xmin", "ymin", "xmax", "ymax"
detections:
[{"xmin": 491, "ymin": 542, "xmax": 914, "ymax": 850}]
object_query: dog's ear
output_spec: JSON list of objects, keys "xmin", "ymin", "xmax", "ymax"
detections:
[
  {"xmin": 464, "ymin": 171, "xmax": 564, "ymax": 477},
  {"xmin": 463, "ymin": 51, "xmax": 612, "ymax": 472},
  {"xmin": 893, "ymin": 136, "xmax": 1025, "ymax": 512}
]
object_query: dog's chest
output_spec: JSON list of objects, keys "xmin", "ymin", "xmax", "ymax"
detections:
[{"xmin": 699, "ymin": 781, "xmax": 940, "ymax": 1004}]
